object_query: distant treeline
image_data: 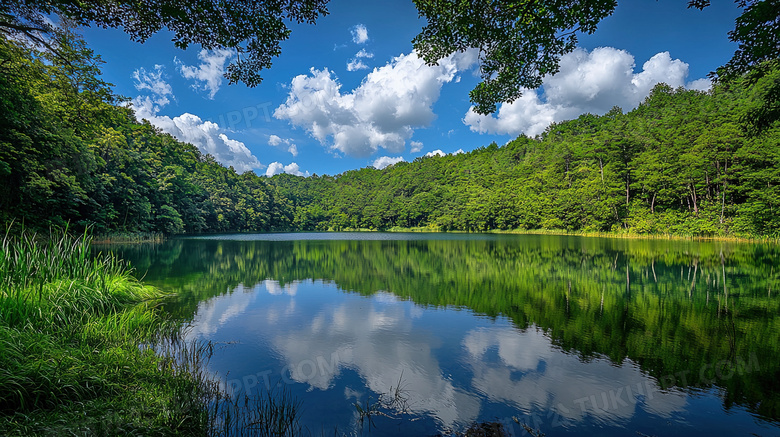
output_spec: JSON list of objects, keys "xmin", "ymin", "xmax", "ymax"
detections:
[
  {"xmin": 2, "ymin": 34, "xmax": 779, "ymax": 237},
  {"xmin": 269, "ymin": 72, "xmax": 780, "ymax": 237}
]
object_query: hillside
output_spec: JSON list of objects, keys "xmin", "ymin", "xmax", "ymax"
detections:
[
  {"xmin": 270, "ymin": 75, "xmax": 780, "ymax": 237},
  {"xmin": 2, "ymin": 34, "xmax": 779, "ymax": 238}
]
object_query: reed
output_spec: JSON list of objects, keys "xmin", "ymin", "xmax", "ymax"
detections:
[
  {"xmin": 0, "ymin": 225, "xmax": 310, "ymax": 436},
  {"xmin": 0, "ymin": 226, "xmax": 204, "ymax": 434},
  {"xmin": 91, "ymin": 231, "xmax": 166, "ymax": 245}
]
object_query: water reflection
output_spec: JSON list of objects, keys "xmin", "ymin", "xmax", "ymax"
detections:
[
  {"xmin": 104, "ymin": 233, "xmax": 780, "ymax": 436},
  {"xmin": 462, "ymin": 327, "xmax": 687, "ymax": 425}
]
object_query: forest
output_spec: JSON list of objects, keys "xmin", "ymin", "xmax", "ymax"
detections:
[{"xmin": 1, "ymin": 33, "xmax": 779, "ymax": 238}]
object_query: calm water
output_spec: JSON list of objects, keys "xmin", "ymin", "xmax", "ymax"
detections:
[{"xmin": 106, "ymin": 233, "xmax": 780, "ymax": 436}]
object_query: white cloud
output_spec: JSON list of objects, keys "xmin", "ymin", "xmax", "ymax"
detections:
[
  {"xmin": 372, "ymin": 156, "xmax": 405, "ymax": 170},
  {"xmin": 265, "ymin": 162, "xmax": 284, "ymax": 177},
  {"xmin": 351, "ymin": 24, "xmax": 368, "ymax": 44},
  {"xmin": 410, "ymin": 141, "xmax": 423, "ymax": 153},
  {"xmin": 275, "ymin": 50, "xmax": 478, "ymax": 157},
  {"xmin": 346, "ymin": 49, "xmax": 375, "ymax": 71},
  {"xmin": 134, "ymin": 104, "xmax": 262, "ymax": 173},
  {"xmin": 130, "ymin": 67, "xmax": 262, "ymax": 173},
  {"xmin": 464, "ymin": 48, "xmax": 708, "ymax": 137},
  {"xmin": 268, "ymin": 135, "xmax": 299, "ymax": 156},
  {"xmin": 425, "ymin": 149, "xmax": 446, "ymax": 157},
  {"xmin": 268, "ymin": 134, "xmax": 283, "ymax": 147},
  {"xmin": 132, "ymin": 65, "xmax": 173, "ymax": 107},
  {"xmin": 177, "ymin": 49, "xmax": 234, "ymax": 99},
  {"xmin": 687, "ymin": 78, "xmax": 712, "ymax": 91},
  {"xmin": 453, "ymin": 148, "xmax": 465, "ymax": 155},
  {"xmin": 355, "ymin": 49, "xmax": 374, "ymax": 59},
  {"xmin": 265, "ymin": 162, "xmax": 307, "ymax": 177},
  {"xmin": 346, "ymin": 59, "xmax": 368, "ymax": 71},
  {"xmin": 464, "ymin": 92, "xmax": 558, "ymax": 138}
]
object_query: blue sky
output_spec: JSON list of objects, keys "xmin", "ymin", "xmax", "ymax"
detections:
[{"xmin": 80, "ymin": 0, "xmax": 741, "ymax": 177}]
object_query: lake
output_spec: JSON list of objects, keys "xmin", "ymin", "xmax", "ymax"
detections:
[{"xmin": 106, "ymin": 233, "xmax": 780, "ymax": 436}]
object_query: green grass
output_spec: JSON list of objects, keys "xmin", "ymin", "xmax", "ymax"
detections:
[
  {"xmin": 91, "ymin": 231, "xmax": 165, "ymax": 245},
  {"xmin": 0, "ymin": 226, "xmax": 230, "ymax": 435},
  {"xmin": 379, "ymin": 225, "xmax": 780, "ymax": 243}
]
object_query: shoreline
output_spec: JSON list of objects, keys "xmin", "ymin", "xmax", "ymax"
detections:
[
  {"xmin": 98, "ymin": 227, "xmax": 779, "ymax": 244},
  {"xmin": 223, "ymin": 226, "xmax": 778, "ymax": 244}
]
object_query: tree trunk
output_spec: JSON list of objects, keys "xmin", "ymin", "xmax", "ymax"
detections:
[
  {"xmin": 625, "ymin": 172, "xmax": 630, "ymax": 207},
  {"xmin": 720, "ymin": 161, "xmax": 728, "ymax": 224},
  {"xmin": 599, "ymin": 157, "xmax": 604, "ymax": 184},
  {"xmin": 650, "ymin": 192, "xmax": 656, "ymax": 214}
]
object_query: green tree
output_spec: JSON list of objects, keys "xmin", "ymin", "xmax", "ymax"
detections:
[
  {"xmin": 0, "ymin": 0, "xmax": 329, "ymax": 87},
  {"xmin": 412, "ymin": 0, "xmax": 618, "ymax": 114},
  {"xmin": 413, "ymin": 0, "xmax": 779, "ymax": 117},
  {"xmin": 5, "ymin": 0, "xmax": 778, "ymax": 119}
]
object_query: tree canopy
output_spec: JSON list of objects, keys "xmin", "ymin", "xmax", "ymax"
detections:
[
  {"xmin": 413, "ymin": 0, "xmax": 780, "ymax": 119},
  {"xmin": 0, "ymin": 34, "xmax": 293, "ymax": 234},
  {"xmin": 412, "ymin": 0, "xmax": 618, "ymax": 114},
  {"xmin": 2, "ymin": 1, "xmax": 777, "ymax": 117},
  {"xmin": 0, "ymin": 0, "xmax": 329, "ymax": 87}
]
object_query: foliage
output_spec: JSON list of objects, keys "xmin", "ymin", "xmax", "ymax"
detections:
[
  {"xmin": 1, "ymin": 31, "xmax": 779, "ymax": 239},
  {"xmin": 269, "ymin": 78, "xmax": 780, "ymax": 237},
  {"xmin": 0, "ymin": 35, "xmax": 291, "ymax": 235},
  {"xmin": 413, "ymin": 0, "xmax": 618, "ymax": 114},
  {"xmin": 713, "ymin": 0, "xmax": 780, "ymax": 134},
  {"xmin": 0, "ymin": 0, "xmax": 329, "ymax": 88},
  {"xmin": 714, "ymin": 0, "xmax": 780, "ymax": 78}
]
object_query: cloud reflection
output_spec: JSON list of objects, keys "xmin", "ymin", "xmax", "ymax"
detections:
[
  {"xmin": 271, "ymin": 294, "xmax": 481, "ymax": 428},
  {"xmin": 188, "ymin": 280, "xmax": 688, "ymax": 431},
  {"xmin": 463, "ymin": 327, "xmax": 687, "ymax": 426}
]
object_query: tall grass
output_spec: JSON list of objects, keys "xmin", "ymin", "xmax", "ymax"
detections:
[
  {"xmin": 91, "ymin": 231, "xmax": 165, "ymax": 245},
  {"xmin": 0, "ymin": 226, "xmax": 309, "ymax": 436},
  {"xmin": 1, "ymin": 227, "xmax": 159, "ymax": 330},
  {"xmin": 0, "ymin": 227, "xmax": 203, "ymax": 434}
]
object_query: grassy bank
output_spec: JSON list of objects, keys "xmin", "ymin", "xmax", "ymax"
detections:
[
  {"xmin": 0, "ymin": 228, "xmax": 222, "ymax": 435},
  {"xmin": 377, "ymin": 226, "xmax": 780, "ymax": 243},
  {"xmin": 91, "ymin": 231, "xmax": 166, "ymax": 245},
  {"xmin": 485, "ymin": 228, "xmax": 780, "ymax": 243}
]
